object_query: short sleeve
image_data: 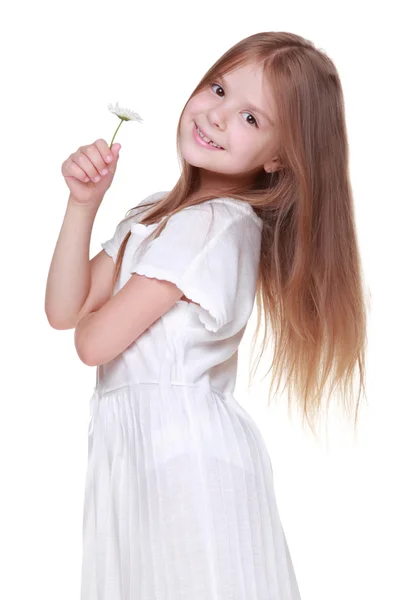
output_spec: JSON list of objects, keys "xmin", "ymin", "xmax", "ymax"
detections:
[
  {"xmin": 100, "ymin": 191, "xmax": 168, "ymax": 263},
  {"xmin": 129, "ymin": 200, "xmax": 262, "ymax": 333}
]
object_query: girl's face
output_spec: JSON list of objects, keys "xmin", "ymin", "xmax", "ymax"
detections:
[{"xmin": 179, "ymin": 61, "xmax": 281, "ymax": 192}]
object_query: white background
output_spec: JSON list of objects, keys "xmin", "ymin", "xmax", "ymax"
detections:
[{"xmin": 1, "ymin": 0, "xmax": 399, "ymax": 599}]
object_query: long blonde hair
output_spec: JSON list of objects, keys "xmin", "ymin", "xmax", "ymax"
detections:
[{"xmin": 111, "ymin": 31, "xmax": 368, "ymax": 437}]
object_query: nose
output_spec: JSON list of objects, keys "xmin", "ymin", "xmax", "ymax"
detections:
[{"xmin": 208, "ymin": 107, "xmax": 227, "ymax": 131}]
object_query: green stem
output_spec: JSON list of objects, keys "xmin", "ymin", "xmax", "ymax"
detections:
[{"xmin": 109, "ymin": 119, "xmax": 124, "ymax": 148}]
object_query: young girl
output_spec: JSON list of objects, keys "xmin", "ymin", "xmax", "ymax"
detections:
[{"xmin": 46, "ymin": 31, "xmax": 367, "ymax": 600}]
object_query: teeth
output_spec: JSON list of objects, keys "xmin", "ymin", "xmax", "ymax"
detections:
[
  {"xmin": 197, "ymin": 126, "xmax": 222, "ymax": 149},
  {"xmin": 198, "ymin": 128, "xmax": 212, "ymax": 143}
]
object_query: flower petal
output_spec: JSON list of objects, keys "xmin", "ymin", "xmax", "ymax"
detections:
[{"xmin": 108, "ymin": 101, "xmax": 143, "ymax": 123}]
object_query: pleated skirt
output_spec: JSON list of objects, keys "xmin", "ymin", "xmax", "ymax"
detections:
[{"xmin": 80, "ymin": 382, "xmax": 302, "ymax": 600}]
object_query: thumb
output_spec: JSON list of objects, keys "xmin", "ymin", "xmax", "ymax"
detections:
[{"xmin": 111, "ymin": 143, "xmax": 121, "ymax": 158}]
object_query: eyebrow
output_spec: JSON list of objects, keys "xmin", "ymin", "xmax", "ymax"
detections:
[{"xmin": 217, "ymin": 74, "xmax": 275, "ymax": 127}]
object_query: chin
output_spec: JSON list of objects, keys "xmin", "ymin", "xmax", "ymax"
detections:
[
  {"xmin": 181, "ymin": 151, "xmax": 207, "ymax": 169},
  {"xmin": 179, "ymin": 140, "xmax": 207, "ymax": 168}
]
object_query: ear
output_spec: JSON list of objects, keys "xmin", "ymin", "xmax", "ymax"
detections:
[{"xmin": 264, "ymin": 157, "xmax": 283, "ymax": 174}]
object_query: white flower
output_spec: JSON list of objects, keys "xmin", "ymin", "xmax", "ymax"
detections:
[
  {"xmin": 108, "ymin": 102, "xmax": 143, "ymax": 123},
  {"xmin": 108, "ymin": 102, "xmax": 143, "ymax": 148}
]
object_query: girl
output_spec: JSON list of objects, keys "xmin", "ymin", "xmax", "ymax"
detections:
[{"xmin": 46, "ymin": 31, "xmax": 367, "ymax": 600}]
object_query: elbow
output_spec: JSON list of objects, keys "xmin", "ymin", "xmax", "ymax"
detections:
[
  {"xmin": 45, "ymin": 313, "xmax": 74, "ymax": 330},
  {"xmin": 44, "ymin": 305, "xmax": 76, "ymax": 330},
  {"xmin": 74, "ymin": 330, "xmax": 98, "ymax": 366},
  {"xmin": 76, "ymin": 346, "xmax": 98, "ymax": 367},
  {"xmin": 77, "ymin": 349, "xmax": 97, "ymax": 367}
]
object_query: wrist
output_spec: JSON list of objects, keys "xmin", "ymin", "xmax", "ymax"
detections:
[{"xmin": 67, "ymin": 195, "xmax": 102, "ymax": 217}]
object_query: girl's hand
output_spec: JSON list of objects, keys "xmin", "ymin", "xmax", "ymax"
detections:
[{"xmin": 61, "ymin": 139, "xmax": 121, "ymax": 207}]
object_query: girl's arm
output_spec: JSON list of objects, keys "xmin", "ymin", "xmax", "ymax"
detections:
[
  {"xmin": 74, "ymin": 273, "xmax": 184, "ymax": 366},
  {"xmin": 45, "ymin": 194, "xmax": 104, "ymax": 329}
]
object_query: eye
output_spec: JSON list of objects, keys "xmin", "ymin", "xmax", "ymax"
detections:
[
  {"xmin": 210, "ymin": 83, "xmax": 259, "ymax": 128},
  {"xmin": 210, "ymin": 82, "xmax": 224, "ymax": 97},
  {"xmin": 242, "ymin": 112, "xmax": 258, "ymax": 127}
]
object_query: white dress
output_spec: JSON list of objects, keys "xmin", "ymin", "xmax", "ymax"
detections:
[{"xmin": 80, "ymin": 191, "xmax": 302, "ymax": 600}]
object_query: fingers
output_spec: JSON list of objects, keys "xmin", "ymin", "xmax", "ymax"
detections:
[
  {"xmin": 77, "ymin": 142, "xmax": 108, "ymax": 181},
  {"xmin": 94, "ymin": 138, "xmax": 116, "ymax": 164},
  {"xmin": 62, "ymin": 139, "xmax": 121, "ymax": 184},
  {"xmin": 74, "ymin": 139, "xmax": 117, "ymax": 182},
  {"xmin": 64, "ymin": 160, "xmax": 92, "ymax": 183}
]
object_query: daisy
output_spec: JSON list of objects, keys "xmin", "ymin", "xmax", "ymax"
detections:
[{"xmin": 108, "ymin": 102, "xmax": 143, "ymax": 147}]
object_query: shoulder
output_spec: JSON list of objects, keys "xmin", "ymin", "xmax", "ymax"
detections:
[
  {"xmin": 114, "ymin": 191, "xmax": 170, "ymax": 237},
  {"xmin": 126, "ymin": 190, "xmax": 170, "ymax": 220},
  {"xmin": 178, "ymin": 198, "xmax": 263, "ymax": 247},
  {"xmin": 169, "ymin": 196, "xmax": 263, "ymax": 229},
  {"xmin": 127, "ymin": 193, "xmax": 263, "ymax": 247},
  {"xmin": 129, "ymin": 192, "xmax": 262, "ymax": 227},
  {"xmin": 199, "ymin": 197, "xmax": 263, "ymax": 229},
  {"xmin": 160, "ymin": 198, "xmax": 263, "ymax": 267}
]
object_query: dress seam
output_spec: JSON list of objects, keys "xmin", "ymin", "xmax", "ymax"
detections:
[{"xmin": 93, "ymin": 381, "xmax": 231, "ymax": 400}]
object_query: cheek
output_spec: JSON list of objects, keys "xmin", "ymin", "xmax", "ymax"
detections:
[
  {"xmin": 235, "ymin": 126, "xmax": 264, "ymax": 149},
  {"xmin": 184, "ymin": 94, "xmax": 208, "ymax": 117},
  {"xmin": 230, "ymin": 128, "xmax": 257, "ymax": 155},
  {"xmin": 230, "ymin": 131, "xmax": 267, "ymax": 167}
]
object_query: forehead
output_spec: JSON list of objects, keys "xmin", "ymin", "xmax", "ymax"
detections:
[{"xmin": 220, "ymin": 61, "xmax": 264, "ymax": 81}]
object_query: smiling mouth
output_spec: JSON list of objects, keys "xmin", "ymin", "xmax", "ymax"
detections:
[{"xmin": 194, "ymin": 122, "xmax": 224, "ymax": 149}]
